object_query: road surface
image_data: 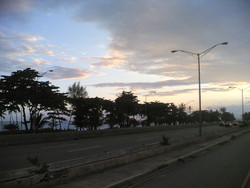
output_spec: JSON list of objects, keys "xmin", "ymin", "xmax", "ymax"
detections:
[
  {"xmin": 129, "ymin": 131, "xmax": 250, "ymax": 188},
  {"xmin": 0, "ymin": 125, "xmax": 228, "ymax": 172}
]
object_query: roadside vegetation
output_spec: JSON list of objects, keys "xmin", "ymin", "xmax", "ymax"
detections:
[{"xmin": 0, "ymin": 68, "xmax": 247, "ymax": 134}]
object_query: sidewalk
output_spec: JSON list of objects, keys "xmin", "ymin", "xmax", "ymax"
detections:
[{"xmin": 43, "ymin": 131, "xmax": 248, "ymax": 188}]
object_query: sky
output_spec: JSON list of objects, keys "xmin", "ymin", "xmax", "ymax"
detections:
[{"xmin": 0, "ymin": 0, "xmax": 250, "ymax": 118}]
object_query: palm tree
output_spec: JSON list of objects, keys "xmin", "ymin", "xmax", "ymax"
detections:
[{"xmin": 33, "ymin": 113, "xmax": 49, "ymax": 130}]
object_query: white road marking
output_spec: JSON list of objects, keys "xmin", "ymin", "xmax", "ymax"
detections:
[
  {"xmin": 241, "ymin": 170, "xmax": 250, "ymax": 188},
  {"xmin": 43, "ymin": 144, "xmax": 77, "ymax": 149},
  {"xmin": 68, "ymin": 145, "xmax": 102, "ymax": 152},
  {"xmin": 143, "ymin": 142, "xmax": 159, "ymax": 146},
  {"xmin": 136, "ymin": 137, "xmax": 155, "ymax": 142}
]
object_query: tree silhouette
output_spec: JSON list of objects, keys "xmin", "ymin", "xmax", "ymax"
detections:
[
  {"xmin": 242, "ymin": 112, "xmax": 250, "ymax": 121},
  {"xmin": 67, "ymin": 81, "xmax": 88, "ymax": 129},
  {"xmin": 0, "ymin": 68, "xmax": 67, "ymax": 131},
  {"xmin": 68, "ymin": 81, "xmax": 88, "ymax": 99},
  {"xmin": 71, "ymin": 97, "xmax": 106, "ymax": 130},
  {"xmin": 115, "ymin": 91, "xmax": 139, "ymax": 127}
]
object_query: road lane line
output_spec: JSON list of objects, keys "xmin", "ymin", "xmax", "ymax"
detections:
[
  {"xmin": 68, "ymin": 145, "xmax": 102, "ymax": 152},
  {"xmin": 144, "ymin": 142, "xmax": 159, "ymax": 146},
  {"xmin": 136, "ymin": 137, "xmax": 155, "ymax": 142},
  {"xmin": 43, "ymin": 144, "xmax": 77, "ymax": 149},
  {"xmin": 241, "ymin": 170, "xmax": 250, "ymax": 188}
]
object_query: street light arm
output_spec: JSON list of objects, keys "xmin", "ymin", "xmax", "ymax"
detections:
[
  {"xmin": 171, "ymin": 42, "xmax": 227, "ymax": 136},
  {"xmin": 40, "ymin": 69, "xmax": 53, "ymax": 77},
  {"xmin": 200, "ymin": 42, "xmax": 228, "ymax": 58},
  {"xmin": 171, "ymin": 50, "xmax": 198, "ymax": 58}
]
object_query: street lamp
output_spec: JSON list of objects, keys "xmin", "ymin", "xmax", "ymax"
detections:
[
  {"xmin": 185, "ymin": 100, "xmax": 195, "ymax": 115},
  {"xmin": 229, "ymin": 86, "xmax": 249, "ymax": 120},
  {"xmin": 172, "ymin": 42, "xmax": 228, "ymax": 136},
  {"xmin": 145, "ymin": 91, "xmax": 156, "ymax": 103},
  {"xmin": 36, "ymin": 69, "xmax": 53, "ymax": 95},
  {"xmin": 39, "ymin": 70, "xmax": 53, "ymax": 78},
  {"xmin": 33, "ymin": 69, "xmax": 53, "ymax": 133},
  {"xmin": 144, "ymin": 91, "xmax": 156, "ymax": 126}
]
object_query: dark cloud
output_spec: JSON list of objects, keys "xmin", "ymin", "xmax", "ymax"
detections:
[
  {"xmin": 74, "ymin": 0, "xmax": 250, "ymax": 83},
  {"xmin": 0, "ymin": 0, "xmax": 33, "ymax": 21},
  {"xmin": 1, "ymin": 0, "xmax": 250, "ymax": 89},
  {"xmin": 48, "ymin": 66, "xmax": 93, "ymax": 80},
  {"xmin": 92, "ymin": 79, "xmax": 197, "ymax": 89}
]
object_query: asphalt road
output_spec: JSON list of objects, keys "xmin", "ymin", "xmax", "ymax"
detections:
[
  {"xmin": 0, "ymin": 125, "xmax": 228, "ymax": 172},
  {"xmin": 129, "ymin": 131, "xmax": 250, "ymax": 188}
]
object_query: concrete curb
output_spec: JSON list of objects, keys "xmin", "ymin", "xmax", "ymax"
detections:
[{"xmin": 106, "ymin": 128, "xmax": 250, "ymax": 188}]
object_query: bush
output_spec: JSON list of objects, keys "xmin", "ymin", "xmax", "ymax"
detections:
[
  {"xmin": 4, "ymin": 124, "xmax": 19, "ymax": 131},
  {"xmin": 160, "ymin": 134, "xmax": 170, "ymax": 146},
  {"xmin": 239, "ymin": 121, "xmax": 249, "ymax": 128}
]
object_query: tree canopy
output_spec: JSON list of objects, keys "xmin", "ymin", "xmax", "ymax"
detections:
[
  {"xmin": 0, "ymin": 68, "xmax": 239, "ymax": 132},
  {"xmin": 68, "ymin": 81, "xmax": 88, "ymax": 99},
  {"xmin": 0, "ymin": 68, "xmax": 67, "ymax": 131}
]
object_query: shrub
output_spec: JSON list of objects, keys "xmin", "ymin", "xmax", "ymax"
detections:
[
  {"xmin": 160, "ymin": 134, "xmax": 170, "ymax": 146},
  {"xmin": 4, "ymin": 124, "xmax": 19, "ymax": 131}
]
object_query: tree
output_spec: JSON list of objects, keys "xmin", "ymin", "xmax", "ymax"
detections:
[
  {"xmin": 103, "ymin": 99, "xmax": 117, "ymax": 128},
  {"xmin": 84, "ymin": 97, "xmax": 105, "ymax": 130},
  {"xmin": 71, "ymin": 97, "xmax": 106, "ymax": 130},
  {"xmin": 115, "ymin": 91, "xmax": 139, "ymax": 127},
  {"xmin": 0, "ymin": 68, "xmax": 67, "ymax": 131},
  {"xmin": 242, "ymin": 112, "xmax": 250, "ymax": 121},
  {"xmin": 144, "ymin": 101, "xmax": 167, "ymax": 126},
  {"xmin": 191, "ymin": 108, "xmax": 234, "ymax": 123},
  {"xmin": 32, "ymin": 113, "xmax": 49, "ymax": 130},
  {"xmin": 220, "ymin": 107, "xmax": 235, "ymax": 122},
  {"xmin": 67, "ymin": 82, "xmax": 88, "ymax": 129},
  {"xmin": 0, "ymin": 68, "xmax": 39, "ymax": 130},
  {"xmin": 0, "ymin": 100, "xmax": 6, "ymax": 121},
  {"xmin": 68, "ymin": 81, "xmax": 88, "ymax": 99}
]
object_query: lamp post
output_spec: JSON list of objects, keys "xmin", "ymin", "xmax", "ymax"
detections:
[
  {"xmin": 33, "ymin": 69, "xmax": 53, "ymax": 133},
  {"xmin": 229, "ymin": 86, "xmax": 249, "ymax": 120},
  {"xmin": 40, "ymin": 70, "xmax": 53, "ymax": 77},
  {"xmin": 144, "ymin": 91, "xmax": 156, "ymax": 126},
  {"xmin": 185, "ymin": 100, "xmax": 194, "ymax": 115},
  {"xmin": 172, "ymin": 42, "xmax": 228, "ymax": 136}
]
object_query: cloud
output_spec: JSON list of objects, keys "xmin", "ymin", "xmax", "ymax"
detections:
[
  {"xmin": 49, "ymin": 66, "xmax": 93, "ymax": 80},
  {"xmin": 1, "ymin": 0, "xmax": 250, "ymax": 91},
  {"xmin": 92, "ymin": 79, "xmax": 197, "ymax": 89},
  {"xmin": 0, "ymin": 0, "xmax": 32, "ymax": 20},
  {"xmin": 82, "ymin": 50, "xmax": 126, "ymax": 68},
  {"xmin": 0, "ymin": 30, "xmax": 65, "ymax": 71},
  {"xmin": 0, "ymin": 31, "xmax": 44, "ymax": 55},
  {"xmin": 33, "ymin": 58, "xmax": 51, "ymax": 66},
  {"xmin": 21, "ymin": 35, "xmax": 44, "ymax": 42},
  {"xmin": 73, "ymin": 0, "xmax": 250, "ymax": 83},
  {"xmin": 58, "ymin": 56, "xmax": 78, "ymax": 63}
]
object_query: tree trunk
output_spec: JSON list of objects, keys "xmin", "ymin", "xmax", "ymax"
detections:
[
  {"xmin": 67, "ymin": 110, "xmax": 72, "ymax": 130},
  {"xmin": 21, "ymin": 105, "xmax": 28, "ymax": 130}
]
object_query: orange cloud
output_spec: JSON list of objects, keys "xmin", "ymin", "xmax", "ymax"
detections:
[
  {"xmin": 33, "ymin": 58, "xmax": 51, "ymax": 66},
  {"xmin": 81, "ymin": 50, "xmax": 126, "ymax": 68}
]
